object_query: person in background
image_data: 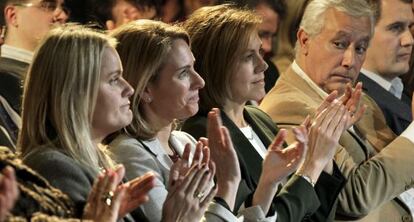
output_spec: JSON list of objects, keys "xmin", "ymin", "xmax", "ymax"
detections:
[
  {"xmin": 358, "ymin": 0, "xmax": 414, "ymax": 135},
  {"xmin": 181, "ymin": 4, "xmax": 358, "ymax": 221},
  {"xmin": 273, "ymin": 0, "xmax": 310, "ymax": 75},
  {"xmin": 0, "ymin": 0, "xmax": 69, "ymax": 150}
]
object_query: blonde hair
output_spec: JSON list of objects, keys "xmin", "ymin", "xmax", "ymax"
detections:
[
  {"xmin": 110, "ymin": 20, "xmax": 189, "ymax": 140},
  {"xmin": 183, "ymin": 4, "xmax": 261, "ymax": 113},
  {"xmin": 19, "ymin": 24, "xmax": 117, "ymax": 170}
]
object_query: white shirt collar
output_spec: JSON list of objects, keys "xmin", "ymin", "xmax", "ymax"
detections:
[
  {"xmin": 360, "ymin": 68, "xmax": 403, "ymax": 99},
  {"xmin": 291, "ymin": 60, "xmax": 329, "ymax": 99},
  {"xmin": 1, "ymin": 44, "xmax": 33, "ymax": 64}
]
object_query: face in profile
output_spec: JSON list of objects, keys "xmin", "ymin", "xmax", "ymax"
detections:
[
  {"xmin": 363, "ymin": 0, "xmax": 414, "ymax": 78},
  {"xmin": 91, "ymin": 47, "xmax": 134, "ymax": 140},
  {"xmin": 229, "ymin": 32, "xmax": 268, "ymax": 104},
  {"xmin": 256, "ymin": 3, "xmax": 279, "ymax": 58},
  {"xmin": 299, "ymin": 8, "xmax": 371, "ymax": 95},
  {"xmin": 145, "ymin": 39, "xmax": 204, "ymax": 123}
]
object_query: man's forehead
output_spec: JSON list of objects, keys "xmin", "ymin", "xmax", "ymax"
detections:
[{"xmin": 319, "ymin": 9, "xmax": 372, "ymax": 39}]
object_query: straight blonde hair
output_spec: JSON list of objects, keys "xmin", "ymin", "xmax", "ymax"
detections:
[{"xmin": 19, "ymin": 24, "xmax": 117, "ymax": 170}]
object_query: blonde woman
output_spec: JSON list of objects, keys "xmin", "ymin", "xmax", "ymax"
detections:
[{"xmin": 18, "ymin": 24, "xmax": 155, "ymax": 220}]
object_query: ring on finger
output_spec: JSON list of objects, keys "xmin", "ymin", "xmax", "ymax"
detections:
[
  {"xmin": 102, "ymin": 191, "xmax": 114, "ymax": 207},
  {"xmin": 194, "ymin": 191, "xmax": 205, "ymax": 200}
]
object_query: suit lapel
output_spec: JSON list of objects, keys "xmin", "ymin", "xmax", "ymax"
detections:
[{"xmin": 359, "ymin": 73, "xmax": 412, "ymax": 125}]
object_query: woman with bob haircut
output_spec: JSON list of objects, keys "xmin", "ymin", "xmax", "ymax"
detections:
[
  {"xmin": 109, "ymin": 19, "xmax": 308, "ymax": 221},
  {"xmin": 181, "ymin": 4, "xmax": 355, "ymax": 221}
]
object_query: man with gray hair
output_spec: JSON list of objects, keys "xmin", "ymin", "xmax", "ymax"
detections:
[{"xmin": 261, "ymin": 0, "xmax": 414, "ymax": 220}]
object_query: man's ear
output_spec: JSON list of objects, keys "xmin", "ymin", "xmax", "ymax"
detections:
[
  {"xmin": 4, "ymin": 5, "xmax": 18, "ymax": 27},
  {"xmin": 297, "ymin": 28, "xmax": 310, "ymax": 55}
]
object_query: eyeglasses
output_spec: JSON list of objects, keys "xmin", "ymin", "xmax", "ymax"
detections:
[{"xmin": 13, "ymin": 1, "xmax": 70, "ymax": 16}]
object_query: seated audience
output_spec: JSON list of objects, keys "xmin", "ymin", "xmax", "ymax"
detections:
[
  {"xmin": 181, "ymin": 4, "xmax": 357, "ymax": 221},
  {"xmin": 0, "ymin": 145, "xmax": 217, "ymax": 222},
  {"xmin": 109, "ymin": 19, "xmax": 302, "ymax": 221},
  {"xmin": 260, "ymin": 0, "xmax": 414, "ymax": 220}
]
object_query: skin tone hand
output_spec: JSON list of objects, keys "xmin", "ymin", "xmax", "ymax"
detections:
[
  {"xmin": 206, "ymin": 108, "xmax": 241, "ymax": 211},
  {"xmin": 0, "ymin": 166, "xmax": 19, "ymax": 222},
  {"xmin": 253, "ymin": 126, "xmax": 307, "ymax": 214},
  {"xmin": 296, "ymin": 101, "xmax": 349, "ymax": 183},
  {"xmin": 178, "ymin": 140, "xmax": 211, "ymax": 181},
  {"xmin": 338, "ymin": 83, "xmax": 366, "ymax": 128},
  {"xmin": 116, "ymin": 166, "xmax": 156, "ymax": 218},
  {"xmin": 162, "ymin": 160, "xmax": 217, "ymax": 222},
  {"xmin": 316, "ymin": 83, "xmax": 366, "ymax": 129},
  {"xmin": 83, "ymin": 168, "xmax": 127, "ymax": 222}
]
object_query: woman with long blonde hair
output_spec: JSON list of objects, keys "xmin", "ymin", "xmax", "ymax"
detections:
[{"xmin": 18, "ymin": 24, "xmax": 155, "ymax": 219}]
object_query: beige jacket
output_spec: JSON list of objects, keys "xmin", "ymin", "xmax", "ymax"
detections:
[{"xmin": 260, "ymin": 66, "xmax": 414, "ymax": 222}]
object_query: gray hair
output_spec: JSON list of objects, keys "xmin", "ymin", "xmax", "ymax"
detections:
[{"xmin": 295, "ymin": 0, "xmax": 375, "ymax": 53}]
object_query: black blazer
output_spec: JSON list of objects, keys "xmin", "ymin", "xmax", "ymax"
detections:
[
  {"xmin": 0, "ymin": 57, "xmax": 29, "ymax": 113},
  {"xmin": 358, "ymin": 73, "xmax": 412, "ymax": 135},
  {"xmin": 182, "ymin": 106, "xmax": 345, "ymax": 221}
]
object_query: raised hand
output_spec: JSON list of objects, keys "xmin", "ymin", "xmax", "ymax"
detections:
[
  {"xmin": 338, "ymin": 83, "xmax": 366, "ymax": 128},
  {"xmin": 253, "ymin": 126, "xmax": 307, "ymax": 213},
  {"xmin": 162, "ymin": 161, "xmax": 217, "ymax": 222},
  {"xmin": 0, "ymin": 166, "xmax": 19, "ymax": 222},
  {"xmin": 118, "ymin": 168, "xmax": 156, "ymax": 218},
  {"xmin": 83, "ymin": 168, "xmax": 127, "ymax": 222},
  {"xmin": 207, "ymin": 108, "xmax": 240, "ymax": 210},
  {"xmin": 297, "ymin": 101, "xmax": 349, "ymax": 182}
]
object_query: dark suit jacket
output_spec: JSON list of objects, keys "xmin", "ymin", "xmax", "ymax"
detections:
[
  {"xmin": 358, "ymin": 73, "xmax": 412, "ymax": 135},
  {"xmin": 0, "ymin": 57, "xmax": 29, "ymax": 113},
  {"xmin": 264, "ymin": 58, "xmax": 280, "ymax": 93},
  {"xmin": 182, "ymin": 106, "xmax": 345, "ymax": 221}
]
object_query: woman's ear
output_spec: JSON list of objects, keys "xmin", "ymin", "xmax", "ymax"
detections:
[{"xmin": 141, "ymin": 85, "xmax": 153, "ymax": 103}]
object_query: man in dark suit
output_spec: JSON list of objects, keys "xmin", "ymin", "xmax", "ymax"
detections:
[
  {"xmin": 0, "ymin": 0, "xmax": 68, "ymax": 149},
  {"xmin": 359, "ymin": 0, "xmax": 414, "ymax": 135}
]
